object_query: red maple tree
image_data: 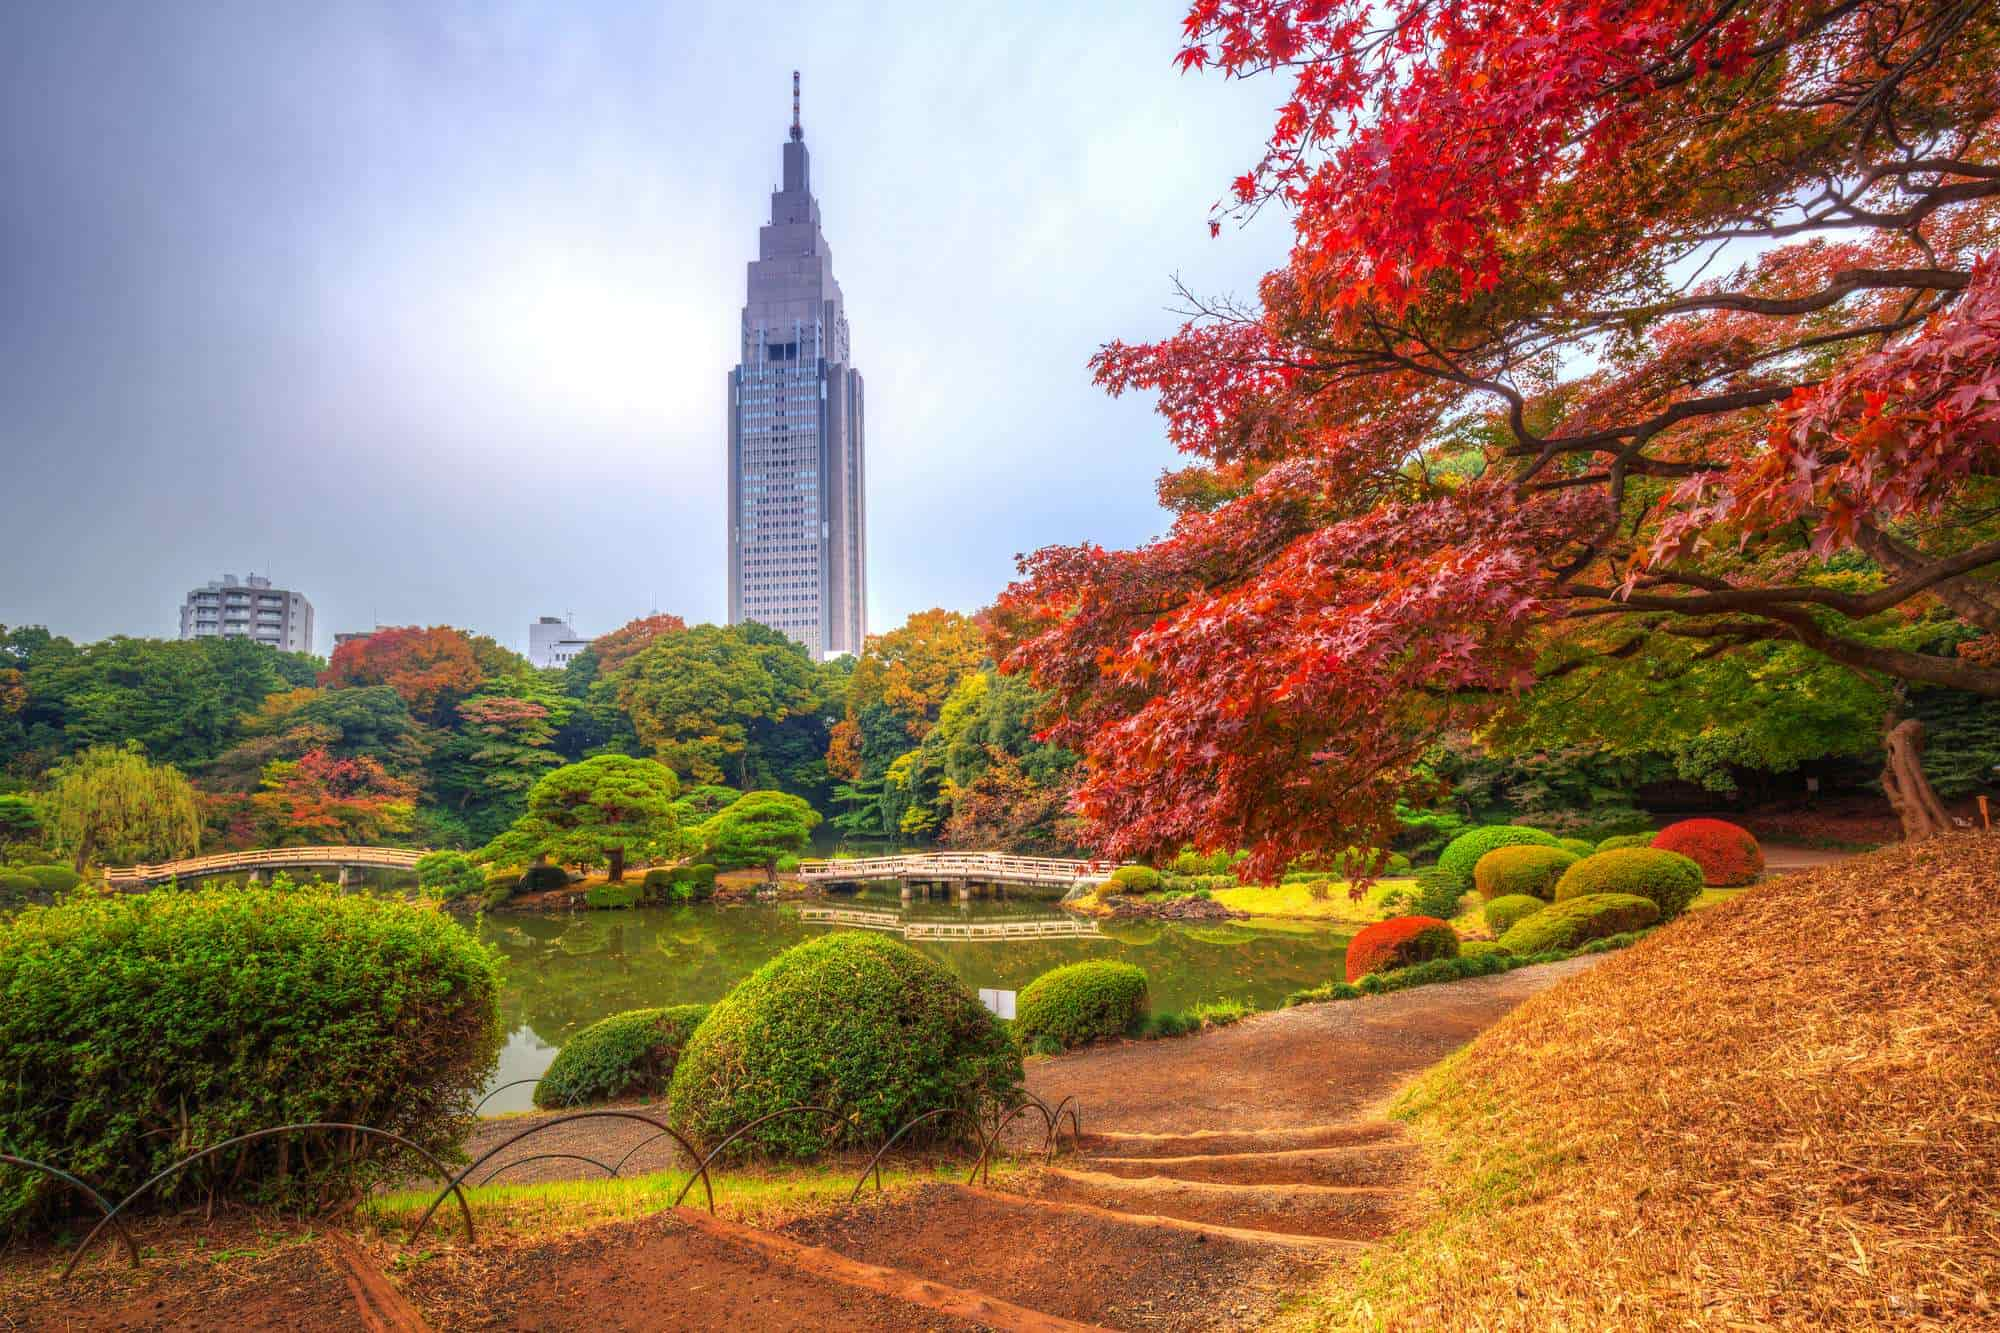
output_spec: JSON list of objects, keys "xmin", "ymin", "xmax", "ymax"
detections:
[
  {"xmin": 998, "ymin": 0, "xmax": 2000, "ymax": 869},
  {"xmin": 320, "ymin": 626, "xmax": 487, "ymax": 722}
]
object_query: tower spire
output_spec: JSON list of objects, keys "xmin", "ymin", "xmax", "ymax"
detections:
[{"xmin": 790, "ymin": 70, "xmax": 802, "ymax": 142}]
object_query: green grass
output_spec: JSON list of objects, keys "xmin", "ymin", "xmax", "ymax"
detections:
[
  {"xmin": 364, "ymin": 1159, "xmax": 982, "ymax": 1247},
  {"xmin": 1211, "ymin": 877, "xmax": 1419, "ymax": 922}
]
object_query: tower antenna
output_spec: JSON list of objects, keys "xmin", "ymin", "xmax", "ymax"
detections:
[{"xmin": 790, "ymin": 70, "xmax": 802, "ymax": 142}]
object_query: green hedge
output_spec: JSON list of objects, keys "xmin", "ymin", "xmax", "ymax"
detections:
[
  {"xmin": 1482, "ymin": 894, "xmax": 1547, "ymax": 935},
  {"xmin": 1554, "ymin": 848, "xmax": 1704, "ymax": 920},
  {"xmin": 585, "ymin": 882, "xmax": 642, "ymax": 909},
  {"xmin": 0, "ymin": 887, "xmax": 501, "ymax": 1237},
  {"xmin": 1472, "ymin": 845, "xmax": 1578, "ymax": 901},
  {"xmin": 1437, "ymin": 826, "xmax": 1559, "ymax": 890},
  {"xmin": 641, "ymin": 863, "xmax": 718, "ymax": 904},
  {"xmin": 535, "ymin": 1005, "xmax": 709, "ymax": 1108},
  {"xmin": 666, "ymin": 933, "xmax": 1019, "ymax": 1158},
  {"xmin": 1286, "ymin": 930, "xmax": 1654, "ymax": 1007},
  {"xmin": 1497, "ymin": 892, "xmax": 1661, "ymax": 953},
  {"xmin": 1015, "ymin": 961, "xmax": 1150, "ymax": 1050}
]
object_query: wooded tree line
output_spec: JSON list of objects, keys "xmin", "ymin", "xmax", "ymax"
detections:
[{"xmin": 0, "ymin": 609, "xmax": 1081, "ymax": 862}]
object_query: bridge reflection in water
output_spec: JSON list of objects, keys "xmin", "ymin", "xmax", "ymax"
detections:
[{"xmin": 796, "ymin": 905, "xmax": 1103, "ymax": 941}]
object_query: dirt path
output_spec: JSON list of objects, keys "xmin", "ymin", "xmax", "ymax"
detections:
[{"xmin": 1025, "ymin": 955, "xmax": 1601, "ymax": 1135}]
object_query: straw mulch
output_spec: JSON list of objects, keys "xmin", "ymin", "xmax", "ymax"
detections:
[{"xmin": 1305, "ymin": 831, "xmax": 2000, "ymax": 1330}]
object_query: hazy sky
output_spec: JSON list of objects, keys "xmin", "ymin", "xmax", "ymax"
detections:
[{"xmin": 0, "ymin": 2, "xmax": 1290, "ymax": 656}]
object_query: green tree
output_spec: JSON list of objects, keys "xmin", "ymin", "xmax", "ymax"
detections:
[
  {"xmin": 44, "ymin": 744, "xmax": 201, "ymax": 871},
  {"xmin": 614, "ymin": 624, "xmax": 817, "ymax": 786},
  {"xmin": 484, "ymin": 755, "xmax": 681, "ymax": 883},
  {"xmin": 0, "ymin": 794, "xmax": 39, "ymax": 843},
  {"xmin": 700, "ymin": 791, "xmax": 821, "ymax": 880}
]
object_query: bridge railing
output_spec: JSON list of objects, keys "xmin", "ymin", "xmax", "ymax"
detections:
[
  {"xmin": 796, "ymin": 852, "xmax": 1121, "ymax": 883},
  {"xmin": 103, "ymin": 846, "xmax": 429, "ymax": 884}
]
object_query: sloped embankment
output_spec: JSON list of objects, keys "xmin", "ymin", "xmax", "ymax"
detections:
[{"xmin": 1293, "ymin": 832, "xmax": 2000, "ymax": 1329}]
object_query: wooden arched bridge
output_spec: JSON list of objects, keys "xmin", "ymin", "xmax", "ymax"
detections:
[
  {"xmin": 102, "ymin": 846, "xmax": 427, "ymax": 889},
  {"xmin": 796, "ymin": 852, "xmax": 1120, "ymax": 901}
]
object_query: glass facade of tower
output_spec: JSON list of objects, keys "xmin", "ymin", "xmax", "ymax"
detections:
[{"xmin": 726, "ymin": 94, "xmax": 866, "ymax": 659}]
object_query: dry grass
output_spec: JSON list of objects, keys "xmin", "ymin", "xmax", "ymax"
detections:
[{"xmin": 1281, "ymin": 833, "xmax": 2000, "ymax": 1330}]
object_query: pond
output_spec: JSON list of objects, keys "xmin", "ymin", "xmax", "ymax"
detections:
[{"xmin": 477, "ymin": 888, "xmax": 1353, "ymax": 1113}]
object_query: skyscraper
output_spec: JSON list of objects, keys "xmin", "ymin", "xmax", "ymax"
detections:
[{"xmin": 726, "ymin": 73, "xmax": 866, "ymax": 659}]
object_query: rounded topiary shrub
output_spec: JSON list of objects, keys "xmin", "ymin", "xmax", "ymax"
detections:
[
  {"xmin": 1472, "ymin": 845, "xmax": 1578, "ymax": 901},
  {"xmin": 1460, "ymin": 939, "xmax": 1511, "ymax": 960},
  {"xmin": 1107, "ymin": 865, "xmax": 1162, "ymax": 894},
  {"xmin": 1555, "ymin": 848, "xmax": 1705, "ymax": 920},
  {"xmin": 666, "ymin": 932, "xmax": 1020, "ymax": 1158},
  {"xmin": 1596, "ymin": 832, "xmax": 1653, "ymax": 853},
  {"xmin": 1345, "ymin": 915, "xmax": 1461, "ymax": 983},
  {"xmin": 1437, "ymin": 826, "xmax": 1560, "ymax": 891},
  {"xmin": 1556, "ymin": 837, "xmax": 1596, "ymax": 857},
  {"xmin": 1651, "ymin": 818, "xmax": 1764, "ymax": 887},
  {"xmin": 1497, "ymin": 893, "xmax": 1661, "ymax": 954},
  {"xmin": 1014, "ymin": 961, "xmax": 1150, "ymax": 1050},
  {"xmin": 0, "ymin": 886, "xmax": 500, "ymax": 1238},
  {"xmin": 535, "ymin": 1004, "xmax": 709, "ymax": 1109},
  {"xmin": 1482, "ymin": 893, "xmax": 1548, "ymax": 935}
]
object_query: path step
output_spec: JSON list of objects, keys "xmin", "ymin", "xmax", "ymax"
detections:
[
  {"xmin": 1031, "ymin": 1167, "xmax": 1404, "ymax": 1242},
  {"xmin": 1077, "ymin": 1121, "xmax": 1401, "ymax": 1158},
  {"xmin": 1082, "ymin": 1141, "xmax": 1413, "ymax": 1187},
  {"xmin": 779, "ymin": 1181, "xmax": 1341, "ymax": 1331},
  {"xmin": 675, "ymin": 1207, "xmax": 1105, "ymax": 1333}
]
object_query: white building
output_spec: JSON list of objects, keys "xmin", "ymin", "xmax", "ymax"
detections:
[
  {"xmin": 179, "ymin": 574, "xmax": 313, "ymax": 653},
  {"xmin": 529, "ymin": 616, "xmax": 589, "ymax": 669}
]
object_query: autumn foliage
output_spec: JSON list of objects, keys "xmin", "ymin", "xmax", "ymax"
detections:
[
  {"xmin": 321, "ymin": 626, "xmax": 487, "ymax": 722},
  {"xmin": 1345, "ymin": 915, "xmax": 1460, "ymax": 984},
  {"xmin": 1651, "ymin": 818, "xmax": 1765, "ymax": 887},
  {"xmin": 998, "ymin": 0, "xmax": 2000, "ymax": 872}
]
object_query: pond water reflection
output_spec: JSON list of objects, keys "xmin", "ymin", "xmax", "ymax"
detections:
[{"xmin": 477, "ymin": 888, "xmax": 1351, "ymax": 1112}]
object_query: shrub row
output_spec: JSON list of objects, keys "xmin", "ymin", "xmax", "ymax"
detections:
[
  {"xmin": 1496, "ymin": 892, "xmax": 1661, "ymax": 953},
  {"xmin": 1288, "ymin": 929, "xmax": 1655, "ymax": 1007}
]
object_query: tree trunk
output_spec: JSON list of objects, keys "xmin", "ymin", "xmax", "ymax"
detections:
[
  {"xmin": 1881, "ymin": 717, "xmax": 1954, "ymax": 840},
  {"xmin": 607, "ymin": 847, "xmax": 626, "ymax": 883}
]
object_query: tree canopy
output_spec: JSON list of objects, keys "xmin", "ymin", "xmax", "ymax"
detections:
[
  {"xmin": 997, "ymin": 0, "xmax": 2000, "ymax": 869},
  {"xmin": 484, "ymin": 754, "xmax": 682, "ymax": 883},
  {"xmin": 700, "ymin": 790, "xmax": 821, "ymax": 879}
]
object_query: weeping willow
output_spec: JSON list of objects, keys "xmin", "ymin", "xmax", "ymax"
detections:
[{"xmin": 45, "ymin": 745, "xmax": 200, "ymax": 871}]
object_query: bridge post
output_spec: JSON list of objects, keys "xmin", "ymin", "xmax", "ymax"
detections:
[
  {"xmin": 337, "ymin": 864, "xmax": 354, "ymax": 889},
  {"xmin": 899, "ymin": 878, "xmax": 912, "ymax": 903},
  {"xmin": 248, "ymin": 867, "xmax": 268, "ymax": 885},
  {"xmin": 954, "ymin": 878, "xmax": 971, "ymax": 904}
]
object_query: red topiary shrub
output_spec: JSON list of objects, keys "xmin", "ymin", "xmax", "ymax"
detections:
[
  {"xmin": 1651, "ymin": 819, "xmax": 1764, "ymax": 887},
  {"xmin": 1345, "ymin": 915, "xmax": 1460, "ymax": 983}
]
